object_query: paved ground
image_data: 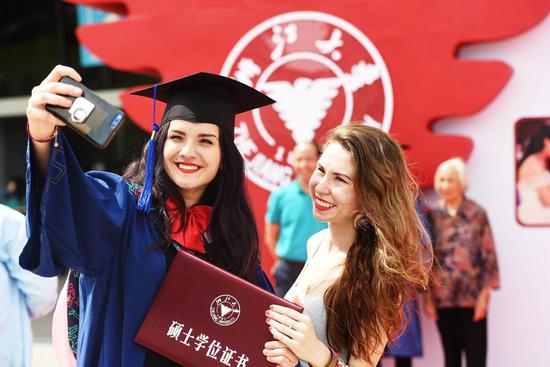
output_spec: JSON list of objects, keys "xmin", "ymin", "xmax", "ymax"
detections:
[
  {"xmin": 31, "ymin": 306, "xmax": 57, "ymax": 367},
  {"xmin": 30, "ymin": 275, "xmax": 62, "ymax": 367}
]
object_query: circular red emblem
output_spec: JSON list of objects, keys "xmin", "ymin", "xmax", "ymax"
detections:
[{"xmin": 222, "ymin": 11, "xmax": 393, "ymax": 191}]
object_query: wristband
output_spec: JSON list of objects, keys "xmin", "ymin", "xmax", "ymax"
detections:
[
  {"xmin": 326, "ymin": 346, "xmax": 339, "ymax": 367},
  {"xmin": 26, "ymin": 121, "xmax": 58, "ymax": 147},
  {"xmin": 326, "ymin": 346, "xmax": 347, "ymax": 367}
]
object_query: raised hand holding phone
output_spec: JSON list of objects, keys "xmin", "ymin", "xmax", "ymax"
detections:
[{"xmin": 45, "ymin": 76, "xmax": 126, "ymax": 149}]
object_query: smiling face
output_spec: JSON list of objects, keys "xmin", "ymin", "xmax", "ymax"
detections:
[
  {"xmin": 308, "ymin": 142, "xmax": 358, "ymax": 225},
  {"xmin": 163, "ymin": 119, "xmax": 222, "ymax": 206}
]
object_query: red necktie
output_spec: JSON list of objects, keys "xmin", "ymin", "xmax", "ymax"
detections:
[{"xmin": 167, "ymin": 197, "xmax": 213, "ymax": 253}]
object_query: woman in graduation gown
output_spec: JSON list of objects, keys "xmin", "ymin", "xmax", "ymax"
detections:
[{"xmin": 21, "ymin": 65, "xmax": 278, "ymax": 367}]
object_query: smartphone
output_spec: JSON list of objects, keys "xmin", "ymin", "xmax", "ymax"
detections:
[{"xmin": 45, "ymin": 77, "xmax": 126, "ymax": 149}]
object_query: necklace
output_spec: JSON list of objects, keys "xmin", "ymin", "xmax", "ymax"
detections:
[{"xmin": 292, "ymin": 234, "xmax": 346, "ymax": 298}]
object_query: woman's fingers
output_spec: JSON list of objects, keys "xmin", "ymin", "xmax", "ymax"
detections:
[
  {"xmin": 266, "ymin": 309, "xmax": 301, "ymax": 329},
  {"xmin": 263, "ymin": 347, "xmax": 291, "ymax": 357},
  {"xmin": 264, "ymin": 340, "xmax": 289, "ymax": 350},
  {"xmin": 33, "ymin": 81, "xmax": 82, "ymax": 99},
  {"xmin": 26, "ymin": 106, "xmax": 66, "ymax": 127},
  {"xmin": 29, "ymin": 91, "xmax": 75, "ymax": 109},
  {"xmin": 266, "ymin": 355, "xmax": 294, "ymax": 367},
  {"xmin": 263, "ymin": 343, "xmax": 299, "ymax": 367},
  {"xmin": 269, "ymin": 324, "xmax": 294, "ymax": 346},
  {"xmin": 268, "ymin": 305, "xmax": 306, "ymax": 322},
  {"xmin": 267, "ymin": 316, "xmax": 301, "ymax": 340},
  {"xmin": 41, "ymin": 64, "xmax": 82, "ymax": 85},
  {"xmin": 266, "ymin": 307, "xmax": 307, "ymax": 333},
  {"xmin": 26, "ymin": 65, "xmax": 82, "ymax": 142}
]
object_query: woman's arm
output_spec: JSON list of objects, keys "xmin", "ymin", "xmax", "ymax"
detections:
[
  {"xmin": 2, "ymin": 207, "xmax": 58, "ymax": 318},
  {"xmin": 26, "ymin": 65, "xmax": 82, "ymax": 176},
  {"xmin": 264, "ymin": 222, "xmax": 280, "ymax": 259},
  {"xmin": 473, "ymin": 210, "xmax": 499, "ymax": 322},
  {"xmin": 473, "ymin": 287, "xmax": 491, "ymax": 322},
  {"xmin": 21, "ymin": 66, "xmax": 138, "ymax": 277}
]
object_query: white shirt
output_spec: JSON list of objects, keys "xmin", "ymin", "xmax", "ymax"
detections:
[{"xmin": 0, "ymin": 204, "xmax": 57, "ymax": 366}]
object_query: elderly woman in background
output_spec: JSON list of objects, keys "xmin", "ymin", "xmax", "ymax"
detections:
[{"xmin": 424, "ymin": 158, "xmax": 500, "ymax": 367}]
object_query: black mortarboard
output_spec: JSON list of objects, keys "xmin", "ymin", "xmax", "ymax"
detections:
[
  {"xmin": 130, "ymin": 72, "xmax": 275, "ymax": 139},
  {"xmin": 130, "ymin": 72, "xmax": 275, "ymax": 213}
]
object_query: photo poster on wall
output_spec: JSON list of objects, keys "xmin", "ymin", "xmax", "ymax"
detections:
[{"xmin": 515, "ymin": 118, "xmax": 550, "ymax": 226}]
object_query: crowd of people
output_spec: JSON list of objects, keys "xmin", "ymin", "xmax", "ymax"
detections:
[{"xmin": 1, "ymin": 64, "xmax": 502, "ymax": 367}]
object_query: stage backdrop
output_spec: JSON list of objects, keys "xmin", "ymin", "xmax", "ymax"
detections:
[{"xmin": 67, "ymin": 1, "xmax": 550, "ymax": 365}]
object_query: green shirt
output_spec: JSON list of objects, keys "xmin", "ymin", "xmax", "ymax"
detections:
[{"xmin": 265, "ymin": 181, "xmax": 326, "ymax": 262}]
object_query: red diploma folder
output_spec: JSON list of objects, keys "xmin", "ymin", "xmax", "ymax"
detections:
[{"xmin": 135, "ymin": 250, "xmax": 303, "ymax": 367}]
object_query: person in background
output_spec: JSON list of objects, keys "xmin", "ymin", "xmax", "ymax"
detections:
[
  {"xmin": 424, "ymin": 157, "xmax": 500, "ymax": 367},
  {"xmin": 2, "ymin": 175, "xmax": 26, "ymax": 213},
  {"xmin": 265, "ymin": 142, "xmax": 327, "ymax": 296},
  {"xmin": 263, "ymin": 124, "xmax": 432, "ymax": 367},
  {"xmin": 0, "ymin": 203, "xmax": 58, "ymax": 366}
]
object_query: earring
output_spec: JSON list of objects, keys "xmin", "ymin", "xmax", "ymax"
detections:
[{"xmin": 353, "ymin": 212, "xmax": 371, "ymax": 232}]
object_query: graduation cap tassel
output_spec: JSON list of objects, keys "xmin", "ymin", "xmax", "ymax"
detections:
[{"xmin": 137, "ymin": 83, "xmax": 160, "ymax": 213}]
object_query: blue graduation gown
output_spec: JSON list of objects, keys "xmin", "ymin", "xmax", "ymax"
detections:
[
  {"xmin": 385, "ymin": 203, "xmax": 431, "ymax": 358},
  {"xmin": 20, "ymin": 132, "xmax": 272, "ymax": 367},
  {"xmin": 385, "ymin": 300, "xmax": 422, "ymax": 357}
]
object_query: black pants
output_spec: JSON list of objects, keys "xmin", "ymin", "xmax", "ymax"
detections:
[
  {"xmin": 274, "ymin": 259, "xmax": 305, "ymax": 297},
  {"xmin": 436, "ymin": 308, "xmax": 487, "ymax": 367}
]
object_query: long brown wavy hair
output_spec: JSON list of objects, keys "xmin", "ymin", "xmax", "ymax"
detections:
[{"xmin": 323, "ymin": 124, "xmax": 432, "ymax": 363}]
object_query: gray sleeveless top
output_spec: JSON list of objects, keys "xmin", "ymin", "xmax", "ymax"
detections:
[{"xmin": 299, "ymin": 296, "xmax": 349, "ymax": 367}]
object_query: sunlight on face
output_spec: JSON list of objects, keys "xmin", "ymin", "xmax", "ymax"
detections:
[
  {"xmin": 163, "ymin": 120, "xmax": 221, "ymax": 206},
  {"xmin": 308, "ymin": 143, "xmax": 358, "ymax": 224}
]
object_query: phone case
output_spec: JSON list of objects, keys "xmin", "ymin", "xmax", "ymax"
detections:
[{"xmin": 45, "ymin": 77, "xmax": 126, "ymax": 149}]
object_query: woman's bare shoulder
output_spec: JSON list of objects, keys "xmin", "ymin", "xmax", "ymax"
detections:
[
  {"xmin": 519, "ymin": 156, "xmax": 546, "ymax": 181},
  {"xmin": 306, "ymin": 228, "xmax": 328, "ymax": 258}
]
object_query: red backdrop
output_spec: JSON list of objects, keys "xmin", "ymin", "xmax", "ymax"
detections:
[{"xmin": 66, "ymin": 0, "xmax": 550, "ymax": 271}]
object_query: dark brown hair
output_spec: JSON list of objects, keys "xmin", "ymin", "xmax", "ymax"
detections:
[{"xmin": 123, "ymin": 122, "xmax": 259, "ymax": 283}]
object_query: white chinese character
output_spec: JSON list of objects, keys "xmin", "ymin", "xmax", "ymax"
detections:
[
  {"xmin": 220, "ymin": 346, "xmax": 237, "ymax": 366},
  {"xmin": 179, "ymin": 327, "xmax": 195, "ymax": 346},
  {"xmin": 234, "ymin": 121, "xmax": 258, "ymax": 157},
  {"xmin": 194, "ymin": 333, "xmax": 209, "ymax": 351},
  {"xmin": 314, "ymin": 28, "xmax": 344, "ymax": 61},
  {"xmin": 235, "ymin": 353, "xmax": 249, "ymax": 367},
  {"xmin": 206, "ymin": 340, "xmax": 222, "ymax": 360},
  {"xmin": 166, "ymin": 321, "xmax": 184, "ymax": 340},
  {"xmin": 234, "ymin": 58, "xmax": 261, "ymax": 87},
  {"xmin": 274, "ymin": 146, "xmax": 285, "ymax": 162},
  {"xmin": 271, "ymin": 24, "xmax": 297, "ymax": 60}
]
